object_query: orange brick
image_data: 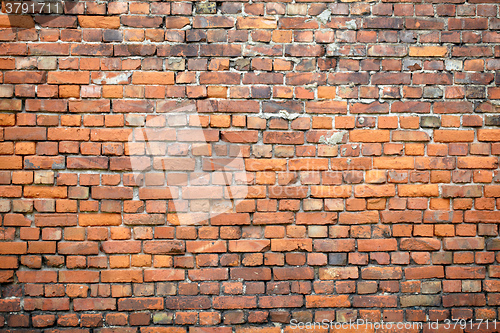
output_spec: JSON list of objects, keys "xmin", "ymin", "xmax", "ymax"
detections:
[{"xmin": 409, "ymin": 46, "xmax": 448, "ymax": 57}]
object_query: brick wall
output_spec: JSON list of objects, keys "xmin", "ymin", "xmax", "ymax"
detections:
[{"xmin": 0, "ymin": 0, "xmax": 500, "ymax": 331}]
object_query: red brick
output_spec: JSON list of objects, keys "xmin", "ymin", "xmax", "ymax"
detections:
[
  {"xmin": 373, "ymin": 156, "xmax": 414, "ymax": 169},
  {"xmin": 338, "ymin": 211, "xmax": 379, "ymax": 225},
  {"xmin": 296, "ymin": 212, "xmax": 338, "ymax": 225},
  {"xmin": 69, "ymin": 100, "xmax": 110, "ymax": 113},
  {"xmin": 305, "ymin": 101, "xmax": 347, "ymax": 114},
  {"xmin": 59, "ymin": 271, "xmax": 99, "ymax": 283},
  {"xmin": 102, "ymin": 241, "xmax": 142, "ymax": 254},
  {"xmin": 449, "ymin": 18, "xmax": 488, "ymax": 30},
  {"xmin": 4, "ymin": 214, "xmax": 31, "ymax": 227},
  {"xmin": 78, "ymin": 16, "xmax": 120, "ymax": 29},
  {"xmin": 230, "ymin": 268, "xmax": 272, "ymax": 281},
  {"xmin": 400, "ymin": 238, "xmax": 441, "ymax": 251},
  {"xmin": 67, "ymin": 157, "xmax": 108, "ymax": 170},
  {"xmin": 186, "ymin": 241, "xmax": 227, "ymax": 253},
  {"xmin": 47, "ymin": 128, "xmax": 90, "ymax": 141},
  {"xmin": 194, "ymin": 17, "xmax": 234, "ymax": 29},
  {"xmin": 457, "ymin": 157, "xmax": 497, "ymax": 169},
  {"xmin": 271, "ymin": 239, "xmax": 312, "ymax": 252},
  {"xmin": 361, "ymin": 267, "xmax": 402, "ymax": 280},
  {"xmin": 409, "ymin": 46, "xmax": 448, "ymax": 57},
  {"xmin": 381, "ymin": 211, "xmax": 422, "ymax": 223},
  {"xmin": 479, "ymin": 129, "xmax": 500, "ymax": 141},
  {"xmin": 353, "ymin": 295, "xmax": 398, "ymax": 307},
  {"xmin": 132, "ymin": 72, "xmax": 175, "ymax": 85},
  {"xmin": 443, "ymin": 237, "xmax": 484, "ymax": 250},
  {"xmin": 0, "ymin": 16, "xmax": 34, "ymax": 28},
  {"xmin": 161, "ymin": 299, "xmax": 209, "ymax": 314},
  {"xmin": 47, "ymin": 71, "xmax": 90, "ymax": 84},
  {"xmin": 253, "ymin": 212, "xmax": 293, "ymax": 225},
  {"xmin": 17, "ymin": 271, "xmax": 57, "ymax": 283},
  {"xmin": 259, "ymin": 295, "xmax": 303, "ymax": 308},
  {"xmin": 188, "ymin": 268, "xmax": 228, "ymax": 281},
  {"xmin": 445, "ymin": 266, "xmax": 485, "ymax": 279},
  {"xmin": 143, "ymin": 241, "xmax": 185, "ymax": 254},
  {"xmin": 79, "ymin": 214, "xmax": 121, "ymax": 226},
  {"xmin": 144, "ymin": 269, "xmax": 185, "ymax": 282},
  {"xmin": 58, "ymin": 242, "xmax": 99, "ymax": 255},
  {"xmin": 237, "ymin": 17, "xmax": 277, "ymax": 29},
  {"xmin": 91, "ymin": 128, "xmax": 133, "ymax": 141},
  {"xmin": 263, "ymin": 132, "xmax": 304, "ymax": 145},
  {"xmin": 442, "ymin": 294, "xmax": 486, "ymax": 307},
  {"xmin": 434, "ymin": 101, "xmax": 474, "ymax": 114},
  {"xmin": 122, "ymin": 15, "xmax": 162, "ymax": 28},
  {"xmin": 35, "ymin": 214, "xmax": 77, "ymax": 227},
  {"xmin": 405, "ymin": 266, "xmax": 444, "ymax": 280},
  {"xmin": 357, "ymin": 239, "xmax": 397, "ymax": 252},
  {"xmin": 228, "ymin": 240, "xmax": 270, "ymax": 252},
  {"xmin": 312, "ymin": 240, "xmax": 354, "ymax": 253},
  {"xmin": 101, "ymin": 270, "xmax": 143, "ymax": 283},
  {"xmin": 273, "ymin": 267, "xmax": 314, "ymax": 280},
  {"xmin": 221, "ymin": 131, "xmax": 258, "ymax": 143},
  {"xmin": 23, "ymin": 186, "xmax": 67, "ymax": 198},
  {"xmin": 213, "ymin": 296, "xmax": 257, "ymax": 309},
  {"xmin": 0, "ymin": 155, "xmax": 23, "ymax": 170},
  {"xmin": 24, "ymin": 298, "xmax": 70, "ymax": 311},
  {"xmin": 118, "ymin": 298, "xmax": 163, "ymax": 311},
  {"xmin": 92, "ymin": 186, "xmax": 133, "ymax": 199},
  {"xmin": 4, "ymin": 71, "xmax": 44, "ymax": 84},
  {"xmin": 0, "ymin": 299, "xmax": 21, "ymax": 312},
  {"xmin": 74, "ymin": 298, "xmax": 116, "ymax": 311},
  {"xmin": 245, "ymin": 159, "xmax": 287, "ymax": 171},
  {"xmin": 398, "ymin": 185, "xmax": 439, "ymax": 197},
  {"xmin": 236, "ymin": 329, "xmax": 279, "ymax": 333},
  {"xmin": 434, "ymin": 130, "xmax": 475, "ymax": 142}
]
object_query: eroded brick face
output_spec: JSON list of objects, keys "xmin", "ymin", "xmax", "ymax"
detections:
[{"xmin": 0, "ymin": 0, "xmax": 500, "ymax": 330}]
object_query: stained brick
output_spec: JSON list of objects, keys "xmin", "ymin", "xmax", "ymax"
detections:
[{"xmin": 118, "ymin": 298, "xmax": 163, "ymax": 311}]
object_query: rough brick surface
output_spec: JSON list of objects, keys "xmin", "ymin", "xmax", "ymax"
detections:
[{"xmin": 0, "ymin": 0, "xmax": 500, "ymax": 331}]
